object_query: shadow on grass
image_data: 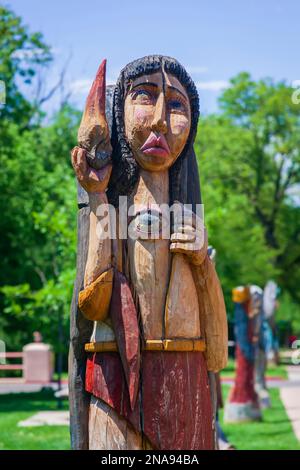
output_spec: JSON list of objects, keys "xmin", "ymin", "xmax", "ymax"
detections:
[{"xmin": 0, "ymin": 390, "xmax": 69, "ymax": 413}]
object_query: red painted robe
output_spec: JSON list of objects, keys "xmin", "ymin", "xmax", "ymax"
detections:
[{"xmin": 85, "ymin": 269, "xmax": 213, "ymax": 450}]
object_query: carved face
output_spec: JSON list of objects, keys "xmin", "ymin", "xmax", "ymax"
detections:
[{"xmin": 124, "ymin": 71, "xmax": 191, "ymax": 172}]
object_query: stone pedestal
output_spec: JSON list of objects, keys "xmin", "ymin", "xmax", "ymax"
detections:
[{"xmin": 23, "ymin": 342, "xmax": 54, "ymax": 383}]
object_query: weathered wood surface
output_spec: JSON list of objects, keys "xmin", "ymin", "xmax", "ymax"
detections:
[
  {"xmin": 165, "ymin": 253, "xmax": 200, "ymax": 338},
  {"xmin": 89, "ymin": 396, "xmax": 145, "ymax": 450},
  {"xmin": 69, "ymin": 203, "xmax": 93, "ymax": 450},
  {"xmin": 77, "ymin": 59, "xmax": 112, "ymax": 169},
  {"xmin": 128, "ymin": 169, "xmax": 170, "ymax": 340},
  {"xmin": 83, "ymin": 192, "xmax": 112, "ymax": 287},
  {"xmin": 79, "ymin": 267, "xmax": 113, "ymax": 321},
  {"xmin": 142, "ymin": 351, "xmax": 214, "ymax": 449},
  {"xmin": 69, "ymin": 81, "xmax": 115, "ymax": 450},
  {"xmin": 110, "ymin": 270, "xmax": 140, "ymax": 410},
  {"xmin": 192, "ymin": 256, "xmax": 228, "ymax": 372},
  {"xmin": 85, "ymin": 351, "xmax": 141, "ymax": 431}
]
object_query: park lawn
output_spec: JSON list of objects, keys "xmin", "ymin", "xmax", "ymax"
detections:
[
  {"xmin": 0, "ymin": 390, "xmax": 70, "ymax": 450},
  {"xmin": 219, "ymin": 385, "xmax": 300, "ymax": 450},
  {"xmin": 221, "ymin": 357, "xmax": 288, "ymax": 379},
  {"xmin": 0, "ymin": 386, "xmax": 299, "ymax": 450}
]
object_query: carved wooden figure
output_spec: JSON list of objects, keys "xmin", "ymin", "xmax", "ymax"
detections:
[
  {"xmin": 69, "ymin": 55, "xmax": 228, "ymax": 450},
  {"xmin": 224, "ymin": 286, "xmax": 262, "ymax": 423},
  {"xmin": 254, "ymin": 281, "xmax": 279, "ymax": 408}
]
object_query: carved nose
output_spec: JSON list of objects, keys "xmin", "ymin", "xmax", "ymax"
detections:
[
  {"xmin": 151, "ymin": 93, "xmax": 167, "ymax": 134},
  {"xmin": 151, "ymin": 118, "xmax": 167, "ymax": 134}
]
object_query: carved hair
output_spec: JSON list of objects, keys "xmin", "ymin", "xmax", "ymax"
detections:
[{"xmin": 107, "ymin": 55, "xmax": 201, "ymax": 207}]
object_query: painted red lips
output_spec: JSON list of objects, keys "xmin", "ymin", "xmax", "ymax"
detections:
[{"xmin": 140, "ymin": 132, "xmax": 171, "ymax": 157}]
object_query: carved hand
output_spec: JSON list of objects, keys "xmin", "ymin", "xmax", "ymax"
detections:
[
  {"xmin": 71, "ymin": 146, "xmax": 112, "ymax": 193},
  {"xmin": 71, "ymin": 59, "xmax": 112, "ymax": 193},
  {"xmin": 170, "ymin": 204, "xmax": 208, "ymax": 266}
]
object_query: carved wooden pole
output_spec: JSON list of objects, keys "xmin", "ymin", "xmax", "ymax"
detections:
[
  {"xmin": 69, "ymin": 55, "xmax": 228, "ymax": 450},
  {"xmin": 69, "ymin": 60, "xmax": 113, "ymax": 449},
  {"xmin": 224, "ymin": 286, "xmax": 262, "ymax": 423}
]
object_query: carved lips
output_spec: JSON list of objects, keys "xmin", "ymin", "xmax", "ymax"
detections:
[{"xmin": 140, "ymin": 132, "xmax": 170, "ymax": 158}]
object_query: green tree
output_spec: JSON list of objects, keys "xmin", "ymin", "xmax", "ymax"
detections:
[
  {"xmin": 0, "ymin": 6, "xmax": 79, "ymax": 359},
  {"xmin": 0, "ymin": 5, "xmax": 52, "ymax": 128},
  {"xmin": 197, "ymin": 73, "xmax": 300, "ymax": 328}
]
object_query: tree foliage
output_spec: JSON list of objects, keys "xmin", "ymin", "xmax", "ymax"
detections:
[
  {"xmin": 0, "ymin": 6, "xmax": 79, "ymax": 356},
  {"xmin": 197, "ymin": 73, "xmax": 300, "ymax": 326}
]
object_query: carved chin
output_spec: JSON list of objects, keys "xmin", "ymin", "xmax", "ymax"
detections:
[{"xmin": 134, "ymin": 151, "xmax": 177, "ymax": 171}]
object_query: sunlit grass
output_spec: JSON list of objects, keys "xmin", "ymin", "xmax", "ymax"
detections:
[
  {"xmin": 219, "ymin": 385, "xmax": 300, "ymax": 450},
  {"xmin": 221, "ymin": 357, "xmax": 288, "ymax": 379},
  {"xmin": 0, "ymin": 390, "xmax": 70, "ymax": 450}
]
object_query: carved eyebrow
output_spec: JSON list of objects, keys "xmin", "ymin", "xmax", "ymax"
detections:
[
  {"xmin": 131, "ymin": 82, "xmax": 188, "ymax": 101},
  {"xmin": 167, "ymin": 85, "xmax": 188, "ymax": 102},
  {"xmin": 131, "ymin": 82, "xmax": 158, "ymax": 90}
]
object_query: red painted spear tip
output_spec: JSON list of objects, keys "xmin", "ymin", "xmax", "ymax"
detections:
[{"xmin": 95, "ymin": 58, "xmax": 107, "ymax": 78}]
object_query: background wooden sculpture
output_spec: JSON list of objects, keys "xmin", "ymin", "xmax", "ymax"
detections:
[
  {"xmin": 224, "ymin": 286, "xmax": 262, "ymax": 423},
  {"xmin": 254, "ymin": 280, "xmax": 279, "ymax": 408},
  {"xmin": 69, "ymin": 55, "xmax": 228, "ymax": 450}
]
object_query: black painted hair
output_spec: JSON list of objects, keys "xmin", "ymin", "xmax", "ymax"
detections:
[{"xmin": 107, "ymin": 55, "xmax": 200, "ymax": 207}]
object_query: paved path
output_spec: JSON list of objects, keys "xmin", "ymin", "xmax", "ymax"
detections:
[
  {"xmin": 0, "ymin": 379, "xmax": 68, "ymax": 395},
  {"xmin": 280, "ymin": 366, "xmax": 300, "ymax": 442},
  {"xmin": 18, "ymin": 411, "xmax": 69, "ymax": 427}
]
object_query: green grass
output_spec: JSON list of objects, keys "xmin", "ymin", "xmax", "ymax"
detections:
[
  {"xmin": 222, "ymin": 357, "xmax": 288, "ymax": 379},
  {"xmin": 220, "ymin": 385, "xmax": 300, "ymax": 450},
  {"xmin": 0, "ymin": 390, "xmax": 70, "ymax": 450},
  {"xmin": 0, "ymin": 385, "xmax": 299, "ymax": 450}
]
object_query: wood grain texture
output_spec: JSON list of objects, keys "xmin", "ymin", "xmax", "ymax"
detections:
[
  {"xmin": 110, "ymin": 270, "xmax": 140, "ymax": 410},
  {"xmin": 128, "ymin": 238, "xmax": 170, "ymax": 339},
  {"xmin": 86, "ymin": 350, "xmax": 213, "ymax": 450},
  {"xmin": 79, "ymin": 267, "xmax": 113, "ymax": 321},
  {"xmin": 89, "ymin": 396, "xmax": 144, "ymax": 450},
  {"xmin": 85, "ymin": 352, "xmax": 141, "ymax": 432},
  {"xmin": 69, "ymin": 203, "xmax": 93, "ymax": 450},
  {"xmin": 84, "ymin": 192, "xmax": 111, "ymax": 287},
  {"xmin": 192, "ymin": 255, "xmax": 228, "ymax": 372},
  {"xmin": 165, "ymin": 253, "xmax": 201, "ymax": 338},
  {"xmin": 128, "ymin": 169, "xmax": 170, "ymax": 340},
  {"xmin": 142, "ymin": 351, "xmax": 214, "ymax": 450},
  {"xmin": 77, "ymin": 59, "xmax": 112, "ymax": 169}
]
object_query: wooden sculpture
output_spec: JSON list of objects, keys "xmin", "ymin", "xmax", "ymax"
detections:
[
  {"xmin": 224, "ymin": 286, "xmax": 262, "ymax": 423},
  {"xmin": 69, "ymin": 55, "xmax": 228, "ymax": 450},
  {"xmin": 263, "ymin": 280, "xmax": 279, "ymax": 363},
  {"xmin": 254, "ymin": 280, "xmax": 279, "ymax": 408}
]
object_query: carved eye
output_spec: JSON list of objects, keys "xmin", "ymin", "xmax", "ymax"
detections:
[
  {"xmin": 132, "ymin": 89, "xmax": 152, "ymax": 104},
  {"xmin": 138, "ymin": 212, "xmax": 160, "ymax": 231},
  {"xmin": 168, "ymin": 98, "xmax": 186, "ymax": 113},
  {"xmin": 135, "ymin": 211, "xmax": 162, "ymax": 239}
]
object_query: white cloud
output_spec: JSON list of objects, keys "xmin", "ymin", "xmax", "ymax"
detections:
[
  {"xmin": 69, "ymin": 76, "xmax": 116, "ymax": 95},
  {"xmin": 196, "ymin": 80, "xmax": 230, "ymax": 91},
  {"xmin": 186, "ymin": 66, "xmax": 208, "ymax": 74},
  {"xmin": 69, "ymin": 78, "xmax": 92, "ymax": 95}
]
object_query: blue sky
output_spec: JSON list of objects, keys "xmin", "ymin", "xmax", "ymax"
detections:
[{"xmin": 8, "ymin": 0, "xmax": 300, "ymax": 114}]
